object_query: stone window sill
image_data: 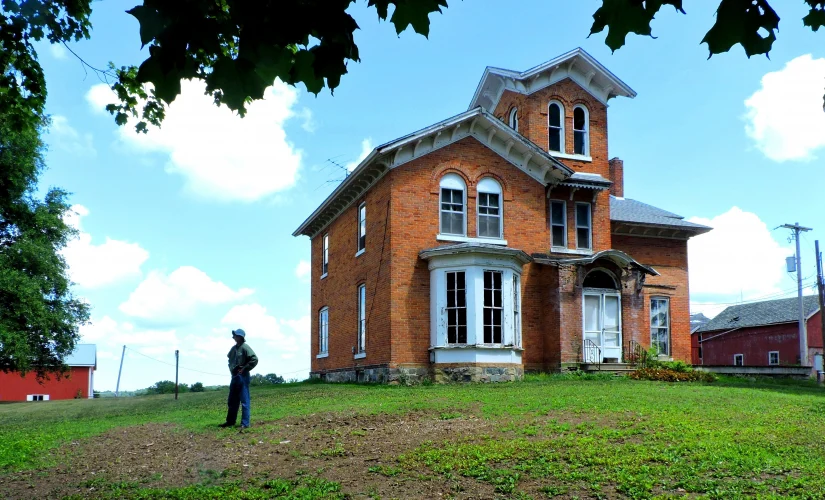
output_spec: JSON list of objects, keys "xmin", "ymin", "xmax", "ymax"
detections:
[
  {"xmin": 354, "ymin": 352, "xmax": 366, "ymax": 359},
  {"xmin": 437, "ymin": 234, "xmax": 508, "ymax": 246},
  {"xmin": 551, "ymin": 152, "xmax": 593, "ymax": 162},
  {"xmin": 316, "ymin": 352, "xmax": 329, "ymax": 359}
]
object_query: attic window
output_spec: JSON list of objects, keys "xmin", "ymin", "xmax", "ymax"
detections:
[
  {"xmin": 548, "ymin": 101, "xmax": 564, "ymax": 153},
  {"xmin": 508, "ymin": 107, "xmax": 518, "ymax": 132},
  {"xmin": 573, "ymin": 105, "xmax": 589, "ymax": 156}
]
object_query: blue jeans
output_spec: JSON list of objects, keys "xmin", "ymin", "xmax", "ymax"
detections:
[{"xmin": 226, "ymin": 372, "xmax": 251, "ymax": 427}]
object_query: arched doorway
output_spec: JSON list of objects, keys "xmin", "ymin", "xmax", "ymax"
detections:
[{"xmin": 582, "ymin": 269, "xmax": 622, "ymax": 363}]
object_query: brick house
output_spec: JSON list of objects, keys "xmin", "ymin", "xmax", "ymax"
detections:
[
  {"xmin": 693, "ymin": 296, "xmax": 823, "ymax": 367},
  {"xmin": 293, "ymin": 48, "xmax": 710, "ymax": 383},
  {"xmin": 0, "ymin": 344, "xmax": 97, "ymax": 401}
]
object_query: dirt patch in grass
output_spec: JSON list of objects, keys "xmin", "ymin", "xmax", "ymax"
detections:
[{"xmin": 0, "ymin": 410, "xmax": 514, "ymax": 499}]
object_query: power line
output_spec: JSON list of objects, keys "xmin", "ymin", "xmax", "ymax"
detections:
[
  {"xmin": 123, "ymin": 346, "xmax": 310, "ymax": 379},
  {"xmin": 691, "ymin": 279, "xmax": 817, "ymax": 306}
]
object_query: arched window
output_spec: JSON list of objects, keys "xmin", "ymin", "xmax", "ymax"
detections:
[
  {"xmin": 477, "ymin": 178, "xmax": 503, "ymax": 239},
  {"xmin": 573, "ymin": 105, "xmax": 589, "ymax": 156},
  {"xmin": 548, "ymin": 101, "xmax": 564, "ymax": 153},
  {"xmin": 439, "ymin": 173, "xmax": 466, "ymax": 236},
  {"xmin": 583, "ymin": 269, "xmax": 618, "ymax": 289},
  {"xmin": 508, "ymin": 107, "xmax": 518, "ymax": 132}
]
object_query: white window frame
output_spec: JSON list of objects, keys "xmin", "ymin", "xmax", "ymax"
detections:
[
  {"xmin": 513, "ymin": 274, "xmax": 521, "ymax": 348},
  {"xmin": 574, "ymin": 202, "xmax": 592, "ymax": 250},
  {"xmin": 573, "ymin": 105, "xmax": 590, "ymax": 156},
  {"xmin": 476, "ymin": 177, "xmax": 503, "ymax": 240},
  {"xmin": 508, "ymin": 107, "xmax": 518, "ymax": 132},
  {"xmin": 439, "ymin": 174, "xmax": 467, "ymax": 237},
  {"xmin": 356, "ymin": 202, "xmax": 366, "ymax": 256},
  {"xmin": 26, "ymin": 394, "xmax": 49, "ymax": 401},
  {"xmin": 321, "ymin": 233, "xmax": 329, "ymax": 278},
  {"xmin": 650, "ymin": 297, "xmax": 670, "ymax": 356},
  {"xmin": 482, "ymin": 270, "xmax": 504, "ymax": 345},
  {"xmin": 548, "ymin": 101, "xmax": 565, "ymax": 153},
  {"xmin": 445, "ymin": 271, "xmax": 467, "ymax": 345},
  {"xmin": 317, "ymin": 307, "xmax": 329, "ymax": 357},
  {"xmin": 768, "ymin": 351, "xmax": 779, "ymax": 366},
  {"xmin": 550, "ymin": 200, "xmax": 567, "ymax": 248},
  {"xmin": 734, "ymin": 354, "xmax": 744, "ymax": 366},
  {"xmin": 357, "ymin": 284, "xmax": 366, "ymax": 354}
]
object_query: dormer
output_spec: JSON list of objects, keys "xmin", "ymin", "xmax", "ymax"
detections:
[{"xmin": 468, "ymin": 48, "xmax": 635, "ymax": 177}]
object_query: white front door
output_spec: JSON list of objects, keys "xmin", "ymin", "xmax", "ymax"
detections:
[{"xmin": 582, "ymin": 291, "xmax": 622, "ymax": 362}]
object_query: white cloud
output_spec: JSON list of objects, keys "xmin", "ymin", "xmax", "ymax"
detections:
[
  {"xmin": 295, "ymin": 260, "xmax": 311, "ymax": 281},
  {"xmin": 744, "ymin": 54, "xmax": 825, "ymax": 162},
  {"xmin": 49, "ymin": 44, "xmax": 67, "ymax": 60},
  {"xmin": 48, "ymin": 115, "xmax": 96, "ymax": 157},
  {"xmin": 86, "ymin": 79, "xmax": 309, "ymax": 202},
  {"xmin": 688, "ymin": 207, "xmax": 793, "ymax": 317},
  {"xmin": 119, "ymin": 266, "xmax": 253, "ymax": 325},
  {"xmin": 220, "ymin": 303, "xmax": 303, "ymax": 352},
  {"xmin": 345, "ymin": 138, "xmax": 374, "ymax": 172},
  {"xmin": 62, "ymin": 205, "xmax": 149, "ymax": 288}
]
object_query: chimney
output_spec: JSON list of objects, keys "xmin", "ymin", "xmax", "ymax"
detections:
[{"xmin": 608, "ymin": 157, "xmax": 624, "ymax": 198}]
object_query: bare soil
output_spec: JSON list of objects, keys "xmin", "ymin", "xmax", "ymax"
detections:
[{"xmin": 0, "ymin": 410, "xmax": 519, "ymax": 499}]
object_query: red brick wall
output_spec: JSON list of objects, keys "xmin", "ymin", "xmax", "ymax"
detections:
[
  {"xmin": 494, "ymin": 79, "xmax": 609, "ymax": 178},
  {"xmin": 611, "ymin": 234, "xmax": 691, "ymax": 363},
  {"xmin": 0, "ymin": 367, "xmax": 92, "ymax": 401},
  {"xmin": 310, "ymin": 176, "xmax": 393, "ymax": 374},
  {"xmin": 387, "ymin": 137, "xmax": 553, "ymax": 367}
]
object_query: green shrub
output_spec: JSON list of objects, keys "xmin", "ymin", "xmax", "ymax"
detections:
[
  {"xmin": 190, "ymin": 382, "xmax": 204, "ymax": 393},
  {"xmin": 629, "ymin": 368, "xmax": 716, "ymax": 383}
]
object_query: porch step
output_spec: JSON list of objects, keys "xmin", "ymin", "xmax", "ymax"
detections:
[{"xmin": 579, "ymin": 363, "xmax": 637, "ymax": 374}]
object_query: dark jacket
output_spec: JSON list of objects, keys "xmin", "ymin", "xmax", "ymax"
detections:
[{"xmin": 228, "ymin": 342, "xmax": 258, "ymax": 375}]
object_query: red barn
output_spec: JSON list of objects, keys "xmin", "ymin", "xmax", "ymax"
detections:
[
  {"xmin": 693, "ymin": 296, "xmax": 823, "ymax": 368},
  {"xmin": 0, "ymin": 344, "xmax": 97, "ymax": 401}
]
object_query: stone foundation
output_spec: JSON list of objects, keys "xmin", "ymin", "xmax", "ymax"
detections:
[
  {"xmin": 310, "ymin": 364, "xmax": 523, "ymax": 384},
  {"xmin": 310, "ymin": 364, "xmax": 432, "ymax": 385},
  {"xmin": 433, "ymin": 365, "xmax": 523, "ymax": 383}
]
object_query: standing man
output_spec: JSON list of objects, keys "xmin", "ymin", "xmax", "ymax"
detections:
[{"xmin": 219, "ymin": 328, "xmax": 258, "ymax": 430}]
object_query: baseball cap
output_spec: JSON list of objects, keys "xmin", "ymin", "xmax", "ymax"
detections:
[{"xmin": 232, "ymin": 328, "xmax": 246, "ymax": 338}]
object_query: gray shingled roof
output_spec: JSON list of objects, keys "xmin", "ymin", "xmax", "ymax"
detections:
[
  {"xmin": 698, "ymin": 295, "xmax": 820, "ymax": 333},
  {"xmin": 610, "ymin": 196, "xmax": 711, "ymax": 231}
]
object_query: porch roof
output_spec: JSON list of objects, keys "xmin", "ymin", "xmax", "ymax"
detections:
[
  {"xmin": 532, "ymin": 249, "xmax": 659, "ymax": 276},
  {"xmin": 419, "ymin": 242, "xmax": 533, "ymax": 265}
]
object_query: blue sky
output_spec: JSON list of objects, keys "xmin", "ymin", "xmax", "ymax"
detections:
[{"xmin": 38, "ymin": 1, "xmax": 825, "ymax": 390}]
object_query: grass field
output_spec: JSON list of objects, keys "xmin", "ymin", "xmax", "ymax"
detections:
[{"xmin": 1, "ymin": 374, "xmax": 825, "ymax": 499}]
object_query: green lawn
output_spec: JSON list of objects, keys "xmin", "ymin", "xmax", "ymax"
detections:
[{"xmin": 1, "ymin": 375, "xmax": 825, "ymax": 499}]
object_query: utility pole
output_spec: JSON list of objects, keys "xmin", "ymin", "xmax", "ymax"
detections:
[
  {"xmin": 174, "ymin": 350, "xmax": 180, "ymax": 400},
  {"xmin": 115, "ymin": 345, "xmax": 126, "ymax": 397},
  {"xmin": 782, "ymin": 223, "xmax": 812, "ymax": 366},
  {"xmin": 816, "ymin": 240, "xmax": 825, "ymax": 382}
]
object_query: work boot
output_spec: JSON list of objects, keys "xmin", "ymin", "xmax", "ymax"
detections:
[{"xmin": 219, "ymin": 422, "xmax": 234, "ymax": 428}]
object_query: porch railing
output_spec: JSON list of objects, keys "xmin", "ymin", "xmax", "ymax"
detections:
[
  {"xmin": 583, "ymin": 339, "xmax": 601, "ymax": 370},
  {"xmin": 624, "ymin": 340, "xmax": 646, "ymax": 368}
]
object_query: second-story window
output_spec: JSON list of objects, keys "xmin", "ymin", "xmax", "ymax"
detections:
[
  {"xmin": 548, "ymin": 101, "xmax": 564, "ymax": 153},
  {"xmin": 573, "ymin": 105, "xmax": 589, "ymax": 156},
  {"xmin": 508, "ymin": 107, "xmax": 518, "ymax": 132},
  {"xmin": 322, "ymin": 233, "xmax": 329, "ymax": 276},
  {"xmin": 575, "ymin": 202, "xmax": 591, "ymax": 250},
  {"xmin": 477, "ymin": 178, "xmax": 502, "ymax": 239},
  {"xmin": 439, "ymin": 173, "xmax": 466, "ymax": 236},
  {"xmin": 357, "ymin": 202, "xmax": 366, "ymax": 253},
  {"xmin": 550, "ymin": 200, "xmax": 566, "ymax": 248}
]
